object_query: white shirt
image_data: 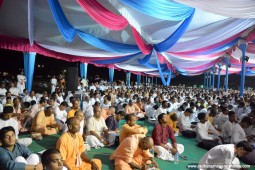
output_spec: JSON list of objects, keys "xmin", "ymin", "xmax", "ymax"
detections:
[
  {"xmin": 0, "ymin": 118, "xmax": 19, "ymax": 138},
  {"xmin": 199, "ymin": 144, "xmax": 237, "ymax": 170},
  {"xmin": 0, "ymin": 103, "xmax": 3, "ymax": 113},
  {"xmin": 24, "ymin": 96, "xmax": 37, "ymax": 103},
  {"xmin": 178, "ymin": 112, "xmax": 192, "ymax": 131},
  {"xmin": 82, "ymin": 101, "xmax": 92, "ymax": 113},
  {"xmin": 87, "ymin": 116, "xmax": 107, "ymax": 136},
  {"xmin": 56, "ymin": 95, "xmax": 64, "ymax": 104},
  {"xmin": 221, "ymin": 120, "xmax": 234, "ymax": 143},
  {"xmin": 89, "ymin": 85, "xmax": 96, "ymax": 91},
  {"xmin": 0, "ymin": 88, "xmax": 7, "ymax": 96},
  {"xmin": 30, "ymin": 104, "xmax": 45, "ymax": 118},
  {"xmin": 155, "ymin": 107, "xmax": 167, "ymax": 120},
  {"xmin": 85, "ymin": 105, "xmax": 94, "ymax": 121},
  {"xmin": 196, "ymin": 121, "xmax": 219, "ymax": 143},
  {"xmin": 51, "ymin": 78, "xmax": 57, "ymax": 85},
  {"xmin": 217, "ymin": 114, "xmax": 229, "ymax": 130},
  {"xmin": 9, "ymin": 87, "xmax": 19, "ymax": 96},
  {"xmin": 54, "ymin": 106, "xmax": 67, "ymax": 123},
  {"xmin": 231, "ymin": 123, "xmax": 247, "ymax": 144}
]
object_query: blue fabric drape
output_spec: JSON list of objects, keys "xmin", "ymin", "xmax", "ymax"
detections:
[
  {"xmin": 109, "ymin": 68, "xmax": 114, "ymax": 85},
  {"xmin": 138, "ymin": 52, "xmax": 167, "ymax": 69},
  {"xmin": 92, "ymin": 52, "xmax": 141, "ymax": 64},
  {"xmin": 137, "ymin": 74, "xmax": 141, "ymax": 87},
  {"xmin": 119, "ymin": 0, "xmax": 194, "ymax": 21},
  {"xmin": 240, "ymin": 43, "xmax": 247, "ymax": 96},
  {"xmin": 48, "ymin": 0, "xmax": 140, "ymax": 53},
  {"xmin": 80, "ymin": 63, "xmax": 88, "ymax": 80},
  {"xmin": 154, "ymin": 10, "xmax": 195, "ymax": 52},
  {"xmin": 138, "ymin": 52, "xmax": 152, "ymax": 65},
  {"xmin": 156, "ymin": 55, "xmax": 172, "ymax": 86},
  {"xmin": 126, "ymin": 72, "xmax": 131, "ymax": 87},
  {"xmin": 23, "ymin": 52, "xmax": 36, "ymax": 92},
  {"xmin": 224, "ymin": 57, "xmax": 229, "ymax": 91},
  {"xmin": 217, "ymin": 64, "xmax": 221, "ymax": 91}
]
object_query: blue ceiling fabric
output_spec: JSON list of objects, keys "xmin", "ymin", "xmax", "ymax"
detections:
[
  {"xmin": 48, "ymin": 0, "xmax": 140, "ymax": 53},
  {"xmin": 138, "ymin": 51, "xmax": 152, "ymax": 65},
  {"xmin": 153, "ymin": 10, "xmax": 195, "ymax": 52},
  {"xmin": 92, "ymin": 52, "xmax": 142, "ymax": 64},
  {"xmin": 137, "ymin": 52, "xmax": 167, "ymax": 69},
  {"xmin": 48, "ymin": 0, "xmax": 76, "ymax": 42},
  {"xmin": 119, "ymin": 0, "xmax": 194, "ymax": 21},
  {"xmin": 77, "ymin": 31, "xmax": 140, "ymax": 53}
]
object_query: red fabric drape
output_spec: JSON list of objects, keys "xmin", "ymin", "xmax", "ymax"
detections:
[
  {"xmin": 131, "ymin": 27, "xmax": 152, "ymax": 55},
  {"xmin": 76, "ymin": 0, "xmax": 128, "ymax": 30},
  {"xmin": 0, "ymin": 35, "xmax": 127, "ymax": 63}
]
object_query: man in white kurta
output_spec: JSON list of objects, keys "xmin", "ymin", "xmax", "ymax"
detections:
[
  {"xmin": 17, "ymin": 71, "xmax": 26, "ymax": 94},
  {"xmin": 221, "ymin": 111, "xmax": 237, "ymax": 143},
  {"xmin": 86, "ymin": 106, "xmax": 112, "ymax": 148},
  {"xmin": 231, "ymin": 116, "xmax": 252, "ymax": 144},
  {"xmin": 199, "ymin": 141, "xmax": 253, "ymax": 170},
  {"xmin": 50, "ymin": 76, "xmax": 57, "ymax": 94}
]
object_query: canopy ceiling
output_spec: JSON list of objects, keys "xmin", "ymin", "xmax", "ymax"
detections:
[{"xmin": 0, "ymin": 0, "xmax": 255, "ymax": 78}]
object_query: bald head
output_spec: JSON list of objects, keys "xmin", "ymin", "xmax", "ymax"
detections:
[
  {"xmin": 66, "ymin": 117, "xmax": 79, "ymax": 126},
  {"xmin": 139, "ymin": 136, "xmax": 154, "ymax": 150},
  {"xmin": 66, "ymin": 117, "xmax": 81, "ymax": 134}
]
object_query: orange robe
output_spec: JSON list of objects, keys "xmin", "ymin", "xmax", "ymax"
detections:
[
  {"xmin": 56, "ymin": 132, "xmax": 102, "ymax": 170},
  {"xmin": 68, "ymin": 109, "xmax": 78, "ymax": 118},
  {"xmin": 125, "ymin": 104, "xmax": 140, "ymax": 114},
  {"xmin": 119, "ymin": 123, "xmax": 148, "ymax": 143},
  {"xmin": 167, "ymin": 113, "xmax": 179, "ymax": 132},
  {"xmin": 31, "ymin": 110, "xmax": 57, "ymax": 135},
  {"xmin": 110, "ymin": 135, "xmax": 152, "ymax": 170}
]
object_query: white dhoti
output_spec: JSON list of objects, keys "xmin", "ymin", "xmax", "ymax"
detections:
[
  {"xmin": 17, "ymin": 138, "xmax": 32, "ymax": 147},
  {"xmin": 15, "ymin": 154, "xmax": 40, "ymax": 165},
  {"xmin": 86, "ymin": 132, "xmax": 117, "ymax": 148},
  {"xmin": 154, "ymin": 143, "xmax": 184, "ymax": 161},
  {"xmin": 86, "ymin": 135, "xmax": 104, "ymax": 148}
]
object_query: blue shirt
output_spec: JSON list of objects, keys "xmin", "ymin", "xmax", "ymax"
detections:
[
  {"xmin": 0, "ymin": 143, "xmax": 32, "ymax": 170},
  {"xmin": 105, "ymin": 115, "xmax": 118, "ymax": 131}
]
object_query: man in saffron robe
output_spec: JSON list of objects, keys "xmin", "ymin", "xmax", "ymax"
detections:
[
  {"xmin": 110, "ymin": 135, "xmax": 158, "ymax": 170},
  {"xmin": 56, "ymin": 117, "xmax": 102, "ymax": 170}
]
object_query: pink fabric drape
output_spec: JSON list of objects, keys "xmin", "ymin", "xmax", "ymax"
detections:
[
  {"xmin": 157, "ymin": 52, "xmax": 165, "ymax": 64},
  {"xmin": 246, "ymin": 30, "xmax": 255, "ymax": 41},
  {"xmin": 76, "ymin": 0, "xmax": 128, "ymax": 30},
  {"xmin": 0, "ymin": 35, "xmax": 128, "ymax": 63},
  {"xmin": 183, "ymin": 59, "xmax": 220, "ymax": 71},
  {"xmin": 131, "ymin": 27, "xmax": 152, "ymax": 55},
  {"xmin": 246, "ymin": 44, "xmax": 255, "ymax": 53}
]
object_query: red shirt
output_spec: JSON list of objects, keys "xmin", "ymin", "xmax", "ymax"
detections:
[{"xmin": 152, "ymin": 124, "xmax": 176, "ymax": 145}]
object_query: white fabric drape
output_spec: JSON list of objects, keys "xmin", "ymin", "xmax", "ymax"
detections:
[
  {"xmin": 175, "ymin": 0, "xmax": 255, "ymax": 18},
  {"xmin": 170, "ymin": 19, "xmax": 255, "ymax": 52}
]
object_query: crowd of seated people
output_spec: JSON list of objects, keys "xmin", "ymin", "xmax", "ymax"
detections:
[{"xmin": 0, "ymin": 78, "xmax": 255, "ymax": 169}]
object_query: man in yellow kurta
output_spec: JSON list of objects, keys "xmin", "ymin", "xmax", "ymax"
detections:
[
  {"xmin": 31, "ymin": 106, "xmax": 60, "ymax": 135},
  {"xmin": 57, "ymin": 117, "xmax": 102, "ymax": 170},
  {"xmin": 68, "ymin": 99, "xmax": 80, "ymax": 118},
  {"xmin": 119, "ymin": 114, "xmax": 148, "ymax": 143},
  {"xmin": 110, "ymin": 135, "xmax": 158, "ymax": 170}
]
